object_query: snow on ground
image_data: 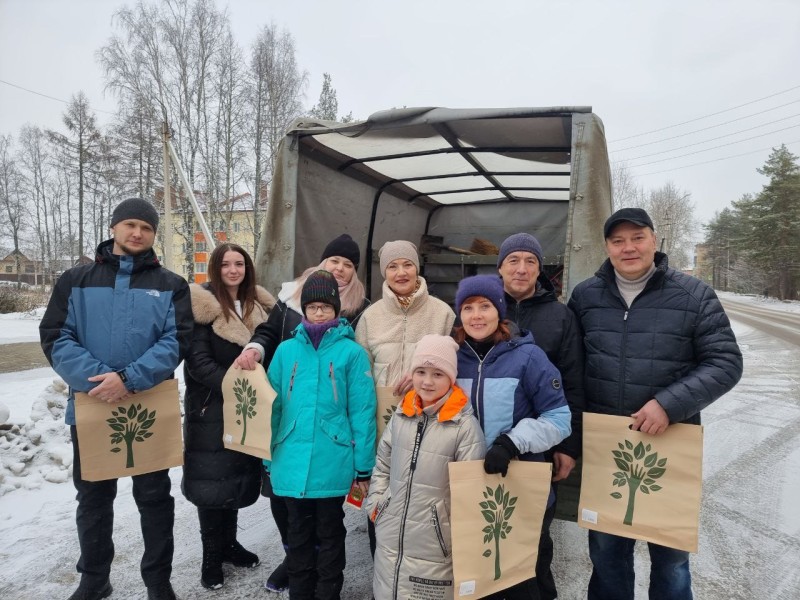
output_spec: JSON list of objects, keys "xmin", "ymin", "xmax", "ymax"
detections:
[
  {"xmin": 0, "ymin": 298, "xmax": 798, "ymax": 598},
  {"xmin": 717, "ymin": 291, "xmax": 800, "ymax": 314},
  {"xmin": 0, "ymin": 306, "xmax": 45, "ymax": 343}
]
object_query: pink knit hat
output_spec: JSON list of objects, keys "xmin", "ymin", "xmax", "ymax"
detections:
[{"xmin": 410, "ymin": 334, "xmax": 459, "ymax": 384}]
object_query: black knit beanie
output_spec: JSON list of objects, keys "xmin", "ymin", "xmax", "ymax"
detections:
[
  {"xmin": 320, "ymin": 234, "xmax": 360, "ymax": 267},
  {"xmin": 301, "ymin": 270, "xmax": 341, "ymax": 316},
  {"xmin": 110, "ymin": 198, "xmax": 159, "ymax": 233}
]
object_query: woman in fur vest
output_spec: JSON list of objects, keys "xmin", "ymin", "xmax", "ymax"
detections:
[{"xmin": 183, "ymin": 243, "xmax": 275, "ymax": 590}]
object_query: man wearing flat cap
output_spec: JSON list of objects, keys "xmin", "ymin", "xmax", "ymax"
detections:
[
  {"xmin": 568, "ymin": 207, "xmax": 742, "ymax": 599},
  {"xmin": 40, "ymin": 198, "xmax": 193, "ymax": 600}
]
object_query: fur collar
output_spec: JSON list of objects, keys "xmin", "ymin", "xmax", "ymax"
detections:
[{"xmin": 190, "ymin": 283, "xmax": 276, "ymax": 347}]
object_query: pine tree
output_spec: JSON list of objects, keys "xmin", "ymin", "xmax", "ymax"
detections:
[
  {"xmin": 733, "ymin": 145, "xmax": 800, "ymax": 299},
  {"xmin": 310, "ymin": 73, "xmax": 339, "ymax": 121}
]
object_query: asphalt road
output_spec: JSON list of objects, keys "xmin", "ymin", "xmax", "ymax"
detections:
[{"xmin": 720, "ymin": 298, "xmax": 800, "ymax": 347}]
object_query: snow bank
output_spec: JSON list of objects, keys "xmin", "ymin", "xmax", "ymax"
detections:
[{"xmin": 0, "ymin": 374, "xmax": 71, "ymax": 496}]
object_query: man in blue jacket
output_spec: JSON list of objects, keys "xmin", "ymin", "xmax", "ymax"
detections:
[
  {"xmin": 40, "ymin": 198, "xmax": 193, "ymax": 600},
  {"xmin": 568, "ymin": 208, "xmax": 743, "ymax": 600}
]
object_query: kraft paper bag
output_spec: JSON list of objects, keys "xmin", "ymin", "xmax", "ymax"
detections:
[
  {"xmin": 578, "ymin": 412, "xmax": 703, "ymax": 553},
  {"xmin": 74, "ymin": 379, "xmax": 183, "ymax": 482},
  {"xmin": 375, "ymin": 386, "xmax": 399, "ymax": 443},
  {"xmin": 449, "ymin": 460, "xmax": 552, "ymax": 598},
  {"xmin": 221, "ymin": 363, "xmax": 275, "ymax": 460}
]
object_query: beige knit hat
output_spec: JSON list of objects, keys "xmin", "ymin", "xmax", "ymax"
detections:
[
  {"xmin": 410, "ymin": 334, "xmax": 459, "ymax": 384},
  {"xmin": 378, "ymin": 240, "xmax": 420, "ymax": 276}
]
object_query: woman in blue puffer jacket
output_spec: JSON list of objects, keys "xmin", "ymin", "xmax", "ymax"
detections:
[{"xmin": 453, "ymin": 275, "xmax": 571, "ymax": 600}]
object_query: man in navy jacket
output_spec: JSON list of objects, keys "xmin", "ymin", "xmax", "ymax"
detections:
[
  {"xmin": 568, "ymin": 208, "xmax": 742, "ymax": 600},
  {"xmin": 40, "ymin": 198, "xmax": 192, "ymax": 600}
]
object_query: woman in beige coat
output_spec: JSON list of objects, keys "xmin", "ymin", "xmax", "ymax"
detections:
[{"xmin": 355, "ymin": 240, "xmax": 456, "ymax": 555}]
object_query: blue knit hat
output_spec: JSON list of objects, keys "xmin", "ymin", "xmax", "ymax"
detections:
[
  {"xmin": 497, "ymin": 233, "xmax": 543, "ymax": 268},
  {"xmin": 455, "ymin": 275, "xmax": 506, "ymax": 319}
]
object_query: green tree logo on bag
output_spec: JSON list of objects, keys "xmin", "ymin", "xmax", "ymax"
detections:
[
  {"xmin": 480, "ymin": 484, "xmax": 517, "ymax": 580},
  {"xmin": 233, "ymin": 377, "xmax": 258, "ymax": 445},
  {"xmin": 610, "ymin": 440, "xmax": 668, "ymax": 525},
  {"xmin": 382, "ymin": 405, "xmax": 396, "ymax": 427},
  {"xmin": 107, "ymin": 404, "xmax": 156, "ymax": 468}
]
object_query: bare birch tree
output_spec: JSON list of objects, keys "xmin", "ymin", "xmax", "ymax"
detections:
[{"xmin": 249, "ymin": 23, "xmax": 306, "ymax": 249}]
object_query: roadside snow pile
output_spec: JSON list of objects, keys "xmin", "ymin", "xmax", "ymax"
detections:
[{"xmin": 0, "ymin": 377, "xmax": 72, "ymax": 496}]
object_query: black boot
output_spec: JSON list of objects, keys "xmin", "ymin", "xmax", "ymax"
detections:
[
  {"xmin": 221, "ymin": 509, "xmax": 259, "ymax": 568},
  {"xmin": 146, "ymin": 581, "xmax": 178, "ymax": 600},
  {"xmin": 67, "ymin": 580, "xmax": 113, "ymax": 600},
  {"xmin": 264, "ymin": 555, "xmax": 289, "ymax": 593},
  {"xmin": 198, "ymin": 509, "xmax": 225, "ymax": 590}
]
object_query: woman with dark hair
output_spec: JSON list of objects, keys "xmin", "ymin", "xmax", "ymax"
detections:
[
  {"xmin": 183, "ymin": 243, "xmax": 275, "ymax": 590},
  {"xmin": 453, "ymin": 275, "xmax": 571, "ymax": 600},
  {"xmin": 233, "ymin": 233, "xmax": 370, "ymax": 592}
]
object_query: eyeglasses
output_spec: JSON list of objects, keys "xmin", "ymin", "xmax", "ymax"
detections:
[{"xmin": 305, "ymin": 303, "xmax": 335, "ymax": 314}]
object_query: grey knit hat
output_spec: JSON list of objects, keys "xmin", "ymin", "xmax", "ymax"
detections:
[
  {"xmin": 378, "ymin": 240, "xmax": 420, "ymax": 276},
  {"xmin": 111, "ymin": 198, "xmax": 159, "ymax": 233},
  {"xmin": 497, "ymin": 233, "xmax": 543, "ymax": 268}
]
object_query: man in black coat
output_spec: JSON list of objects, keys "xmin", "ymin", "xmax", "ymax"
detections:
[
  {"xmin": 568, "ymin": 208, "xmax": 743, "ymax": 600},
  {"xmin": 497, "ymin": 232, "xmax": 586, "ymax": 600}
]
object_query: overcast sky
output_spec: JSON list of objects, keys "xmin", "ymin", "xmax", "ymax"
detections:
[{"xmin": 1, "ymin": 0, "xmax": 799, "ymax": 227}]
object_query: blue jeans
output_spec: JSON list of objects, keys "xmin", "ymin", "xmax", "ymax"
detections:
[{"xmin": 588, "ymin": 531, "xmax": 692, "ymax": 600}]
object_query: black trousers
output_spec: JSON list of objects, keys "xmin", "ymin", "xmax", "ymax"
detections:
[
  {"xmin": 263, "ymin": 470, "xmax": 290, "ymax": 547},
  {"xmin": 70, "ymin": 426, "xmax": 174, "ymax": 588},
  {"xmin": 283, "ymin": 496, "xmax": 347, "ymax": 600},
  {"xmin": 536, "ymin": 501, "xmax": 557, "ymax": 600}
]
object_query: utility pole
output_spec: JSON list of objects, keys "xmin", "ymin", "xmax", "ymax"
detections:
[{"xmin": 161, "ymin": 122, "xmax": 173, "ymax": 270}]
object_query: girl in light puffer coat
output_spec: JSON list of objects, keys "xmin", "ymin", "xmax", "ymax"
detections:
[{"xmin": 366, "ymin": 335, "xmax": 486, "ymax": 600}]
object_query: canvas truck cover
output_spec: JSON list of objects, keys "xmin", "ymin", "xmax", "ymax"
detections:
[{"xmin": 254, "ymin": 106, "xmax": 613, "ymax": 302}]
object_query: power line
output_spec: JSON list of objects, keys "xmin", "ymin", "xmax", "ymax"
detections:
[
  {"xmin": 611, "ymin": 100, "xmax": 800, "ymax": 152},
  {"xmin": 608, "ymin": 84, "xmax": 800, "ymax": 143},
  {"xmin": 0, "ymin": 78, "xmax": 118, "ymax": 116},
  {"xmin": 627, "ymin": 124, "xmax": 800, "ymax": 168},
  {"xmin": 635, "ymin": 140, "xmax": 800, "ymax": 176},
  {"xmin": 617, "ymin": 114, "xmax": 800, "ymax": 162}
]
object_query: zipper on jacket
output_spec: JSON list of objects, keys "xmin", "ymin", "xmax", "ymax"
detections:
[
  {"xmin": 287, "ymin": 362, "xmax": 298, "ymax": 404},
  {"xmin": 430, "ymin": 504, "xmax": 449, "ymax": 557},
  {"xmin": 618, "ymin": 312, "xmax": 629, "ymax": 411},
  {"xmin": 465, "ymin": 343, "xmax": 495, "ymax": 431},
  {"xmin": 374, "ymin": 495, "xmax": 391, "ymax": 524},
  {"xmin": 329, "ymin": 362, "xmax": 339, "ymax": 404},
  {"xmin": 392, "ymin": 415, "xmax": 428, "ymax": 599},
  {"xmin": 198, "ymin": 390, "xmax": 212, "ymax": 417}
]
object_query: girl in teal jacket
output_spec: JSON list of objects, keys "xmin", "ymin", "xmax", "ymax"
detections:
[{"xmin": 266, "ymin": 270, "xmax": 377, "ymax": 600}]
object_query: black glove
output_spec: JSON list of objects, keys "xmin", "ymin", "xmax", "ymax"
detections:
[
  {"xmin": 483, "ymin": 434, "xmax": 520, "ymax": 477},
  {"xmin": 355, "ymin": 473, "xmax": 371, "ymax": 483}
]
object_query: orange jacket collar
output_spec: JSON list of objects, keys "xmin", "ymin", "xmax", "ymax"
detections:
[{"xmin": 401, "ymin": 384, "xmax": 469, "ymax": 422}]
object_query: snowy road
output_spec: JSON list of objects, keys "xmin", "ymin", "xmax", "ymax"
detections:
[{"xmin": 1, "ymin": 296, "xmax": 799, "ymax": 599}]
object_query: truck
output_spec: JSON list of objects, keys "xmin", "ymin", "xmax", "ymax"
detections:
[
  {"xmin": 253, "ymin": 106, "xmax": 614, "ymax": 519},
  {"xmin": 254, "ymin": 106, "xmax": 612, "ymax": 304}
]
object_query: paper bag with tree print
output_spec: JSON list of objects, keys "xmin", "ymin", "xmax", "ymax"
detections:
[
  {"xmin": 375, "ymin": 386, "xmax": 399, "ymax": 444},
  {"xmin": 578, "ymin": 412, "xmax": 703, "ymax": 552},
  {"xmin": 74, "ymin": 379, "xmax": 183, "ymax": 482},
  {"xmin": 221, "ymin": 363, "xmax": 275, "ymax": 460},
  {"xmin": 449, "ymin": 460, "xmax": 552, "ymax": 598}
]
